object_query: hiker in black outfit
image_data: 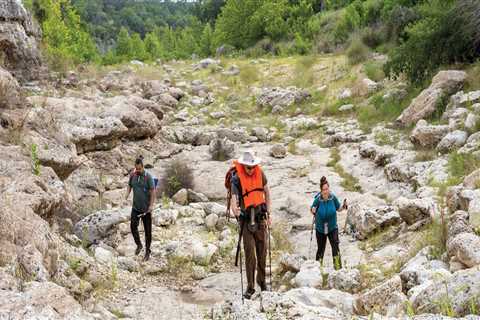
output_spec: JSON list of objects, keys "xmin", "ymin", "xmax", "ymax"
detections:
[
  {"xmin": 125, "ymin": 156, "xmax": 155, "ymax": 261},
  {"xmin": 310, "ymin": 176, "xmax": 347, "ymax": 270}
]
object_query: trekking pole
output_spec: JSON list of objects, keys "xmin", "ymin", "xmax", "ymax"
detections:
[
  {"xmin": 267, "ymin": 224, "xmax": 273, "ymax": 291},
  {"xmin": 308, "ymin": 215, "xmax": 315, "ymax": 260},
  {"xmin": 235, "ymin": 217, "xmax": 245, "ymax": 304}
]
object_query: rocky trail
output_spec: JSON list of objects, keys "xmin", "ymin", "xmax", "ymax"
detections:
[{"xmin": 1, "ymin": 2, "xmax": 480, "ymax": 319}]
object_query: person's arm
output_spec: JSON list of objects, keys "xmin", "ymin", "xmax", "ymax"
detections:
[
  {"xmin": 334, "ymin": 195, "xmax": 341, "ymax": 212},
  {"xmin": 310, "ymin": 196, "xmax": 319, "ymax": 215},
  {"xmin": 265, "ymin": 184, "xmax": 271, "ymax": 215},
  {"xmin": 231, "ymin": 176, "xmax": 241, "ymax": 217},
  {"xmin": 125, "ymin": 175, "xmax": 132, "ymax": 201},
  {"xmin": 147, "ymin": 174, "xmax": 155, "ymax": 212}
]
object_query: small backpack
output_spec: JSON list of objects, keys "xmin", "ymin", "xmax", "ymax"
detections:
[{"xmin": 224, "ymin": 165, "xmax": 237, "ymax": 220}]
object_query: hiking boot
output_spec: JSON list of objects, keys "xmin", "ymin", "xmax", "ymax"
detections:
[
  {"xmin": 144, "ymin": 250, "xmax": 151, "ymax": 261},
  {"xmin": 243, "ymin": 288, "xmax": 255, "ymax": 300},
  {"xmin": 259, "ymin": 282, "xmax": 267, "ymax": 292},
  {"xmin": 135, "ymin": 246, "xmax": 143, "ymax": 256}
]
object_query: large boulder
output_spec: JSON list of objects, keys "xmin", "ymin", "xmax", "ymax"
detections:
[
  {"xmin": 464, "ymin": 169, "xmax": 480, "ymax": 189},
  {"xmin": 394, "ymin": 197, "xmax": 433, "ymax": 225},
  {"xmin": 410, "ymin": 120, "xmax": 450, "ymax": 148},
  {"xmin": 411, "ymin": 268, "xmax": 480, "ymax": 317},
  {"xmin": 74, "ymin": 207, "xmax": 131, "ymax": 246},
  {"xmin": 327, "ymin": 268, "xmax": 361, "ymax": 294},
  {"xmin": 0, "ymin": 67, "xmax": 22, "ymax": 109},
  {"xmin": 400, "ymin": 246, "xmax": 451, "ymax": 294},
  {"xmin": 458, "ymin": 132, "xmax": 480, "ymax": 156},
  {"xmin": 0, "ymin": 0, "xmax": 42, "ymax": 80},
  {"xmin": 355, "ymin": 275, "xmax": 406, "ymax": 316},
  {"xmin": 0, "ymin": 281, "xmax": 96, "ymax": 319},
  {"xmin": 436, "ymin": 130, "xmax": 468, "ymax": 153},
  {"xmin": 256, "ymin": 87, "xmax": 310, "ymax": 109},
  {"xmin": 294, "ymin": 260, "xmax": 324, "ymax": 288},
  {"xmin": 0, "ymin": 145, "xmax": 66, "ymax": 272},
  {"xmin": 279, "ymin": 253, "xmax": 306, "ymax": 273},
  {"xmin": 270, "ymin": 143, "xmax": 287, "ymax": 159},
  {"xmin": 447, "ymin": 232, "xmax": 480, "ymax": 268},
  {"xmin": 345, "ymin": 204, "xmax": 401, "ymax": 240},
  {"xmin": 396, "ymin": 70, "xmax": 467, "ymax": 127},
  {"xmin": 208, "ymin": 137, "xmax": 235, "ymax": 161}
]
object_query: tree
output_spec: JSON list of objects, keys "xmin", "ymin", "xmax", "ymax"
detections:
[
  {"xmin": 144, "ymin": 31, "xmax": 163, "ymax": 60},
  {"xmin": 213, "ymin": 0, "xmax": 264, "ymax": 49},
  {"xmin": 38, "ymin": 0, "xmax": 99, "ymax": 69},
  {"xmin": 130, "ymin": 33, "xmax": 148, "ymax": 61},
  {"xmin": 199, "ymin": 23, "xmax": 214, "ymax": 56},
  {"xmin": 116, "ymin": 27, "xmax": 133, "ymax": 59}
]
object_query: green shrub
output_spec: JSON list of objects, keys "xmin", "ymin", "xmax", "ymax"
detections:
[
  {"xmin": 159, "ymin": 159, "xmax": 194, "ymax": 198},
  {"xmin": 346, "ymin": 37, "xmax": 370, "ymax": 65},
  {"xmin": 448, "ymin": 152, "xmax": 480, "ymax": 185},
  {"xmin": 360, "ymin": 26, "xmax": 386, "ymax": 49},
  {"xmin": 363, "ymin": 61, "xmax": 385, "ymax": 82},
  {"xmin": 31, "ymin": 144, "xmax": 40, "ymax": 176},
  {"xmin": 385, "ymin": 0, "xmax": 480, "ymax": 84}
]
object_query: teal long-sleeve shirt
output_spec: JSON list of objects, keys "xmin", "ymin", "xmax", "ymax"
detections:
[{"xmin": 311, "ymin": 193, "xmax": 341, "ymax": 234}]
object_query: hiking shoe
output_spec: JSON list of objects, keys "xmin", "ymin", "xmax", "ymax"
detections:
[
  {"xmin": 259, "ymin": 282, "xmax": 267, "ymax": 292},
  {"xmin": 144, "ymin": 250, "xmax": 151, "ymax": 261},
  {"xmin": 135, "ymin": 246, "xmax": 143, "ymax": 256},
  {"xmin": 243, "ymin": 288, "xmax": 255, "ymax": 300}
]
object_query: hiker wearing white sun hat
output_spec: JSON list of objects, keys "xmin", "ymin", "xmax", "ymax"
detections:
[{"xmin": 229, "ymin": 149, "xmax": 272, "ymax": 299}]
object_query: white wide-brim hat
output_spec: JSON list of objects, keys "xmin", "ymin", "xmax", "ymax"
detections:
[{"xmin": 237, "ymin": 150, "xmax": 261, "ymax": 166}]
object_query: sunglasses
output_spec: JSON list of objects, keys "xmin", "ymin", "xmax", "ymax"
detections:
[{"xmin": 245, "ymin": 165, "xmax": 256, "ymax": 170}]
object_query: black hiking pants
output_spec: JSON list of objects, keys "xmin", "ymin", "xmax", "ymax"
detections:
[
  {"xmin": 316, "ymin": 228, "xmax": 342, "ymax": 270},
  {"xmin": 131, "ymin": 208, "xmax": 152, "ymax": 252}
]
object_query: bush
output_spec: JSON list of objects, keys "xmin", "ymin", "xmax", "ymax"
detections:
[
  {"xmin": 245, "ymin": 38, "xmax": 277, "ymax": 58},
  {"xmin": 448, "ymin": 152, "xmax": 480, "ymax": 185},
  {"xmin": 159, "ymin": 159, "xmax": 194, "ymax": 198},
  {"xmin": 363, "ymin": 61, "xmax": 385, "ymax": 82},
  {"xmin": 385, "ymin": 0, "xmax": 480, "ymax": 84},
  {"xmin": 360, "ymin": 26, "xmax": 386, "ymax": 49},
  {"xmin": 346, "ymin": 37, "xmax": 370, "ymax": 65},
  {"xmin": 383, "ymin": 5, "xmax": 420, "ymax": 41},
  {"xmin": 312, "ymin": 11, "xmax": 343, "ymax": 53}
]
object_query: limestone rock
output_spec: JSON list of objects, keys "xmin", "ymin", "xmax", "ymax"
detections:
[
  {"xmin": 172, "ymin": 188, "xmax": 188, "ymax": 205},
  {"xmin": 356, "ymin": 275, "xmax": 405, "ymax": 316},
  {"xmin": 345, "ymin": 204, "xmax": 401, "ymax": 240},
  {"xmin": 279, "ymin": 253, "xmax": 306, "ymax": 273},
  {"xmin": 205, "ymin": 213, "xmax": 219, "ymax": 231},
  {"xmin": 269, "ymin": 143, "xmax": 287, "ymax": 158},
  {"xmin": 394, "ymin": 197, "xmax": 433, "ymax": 225},
  {"xmin": 396, "ymin": 70, "xmax": 467, "ymax": 127},
  {"xmin": 411, "ymin": 268, "xmax": 480, "ymax": 317},
  {"xmin": 410, "ymin": 120, "xmax": 450, "ymax": 148},
  {"xmin": 153, "ymin": 208, "xmax": 178, "ymax": 227},
  {"xmin": 447, "ymin": 232, "xmax": 480, "ymax": 268},
  {"xmin": 294, "ymin": 260, "xmax": 324, "ymax": 288},
  {"xmin": 209, "ymin": 137, "xmax": 235, "ymax": 161},
  {"xmin": 327, "ymin": 268, "xmax": 361, "ymax": 294},
  {"xmin": 436, "ymin": 130, "xmax": 468, "ymax": 153},
  {"xmin": 74, "ymin": 207, "xmax": 131, "ymax": 246},
  {"xmin": 257, "ymin": 87, "xmax": 310, "ymax": 109},
  {"xmin": 0, "ymin": 0, "xmax": 42, "ymax": 80}
]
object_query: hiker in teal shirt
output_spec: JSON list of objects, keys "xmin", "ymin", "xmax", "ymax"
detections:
[{"xmin": 310, "ymin": 176, "xmax": 347, "ymax": 269}]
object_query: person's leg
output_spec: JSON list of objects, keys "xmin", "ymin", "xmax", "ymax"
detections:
[
  {"xmin": 243, "ymin": 226, "xmax": 256, "ymax": 297},
  {"xmin": 315, "ymin": 230, "xmax": 327, "ymax": 264},
  {"xmin": 130, "ymin": 209, "xmax": 142, "ymax": 254},
  {"xmin": 328, "ymin": 228, "xmax": 342, "ymax": 270},
  {"xmin": 254, "ymin": 224, "xmax": 267, "ymax": 291},
  {"xmin": 142, "ymin": 212, "xmax": 152, "ymax": 260}
]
